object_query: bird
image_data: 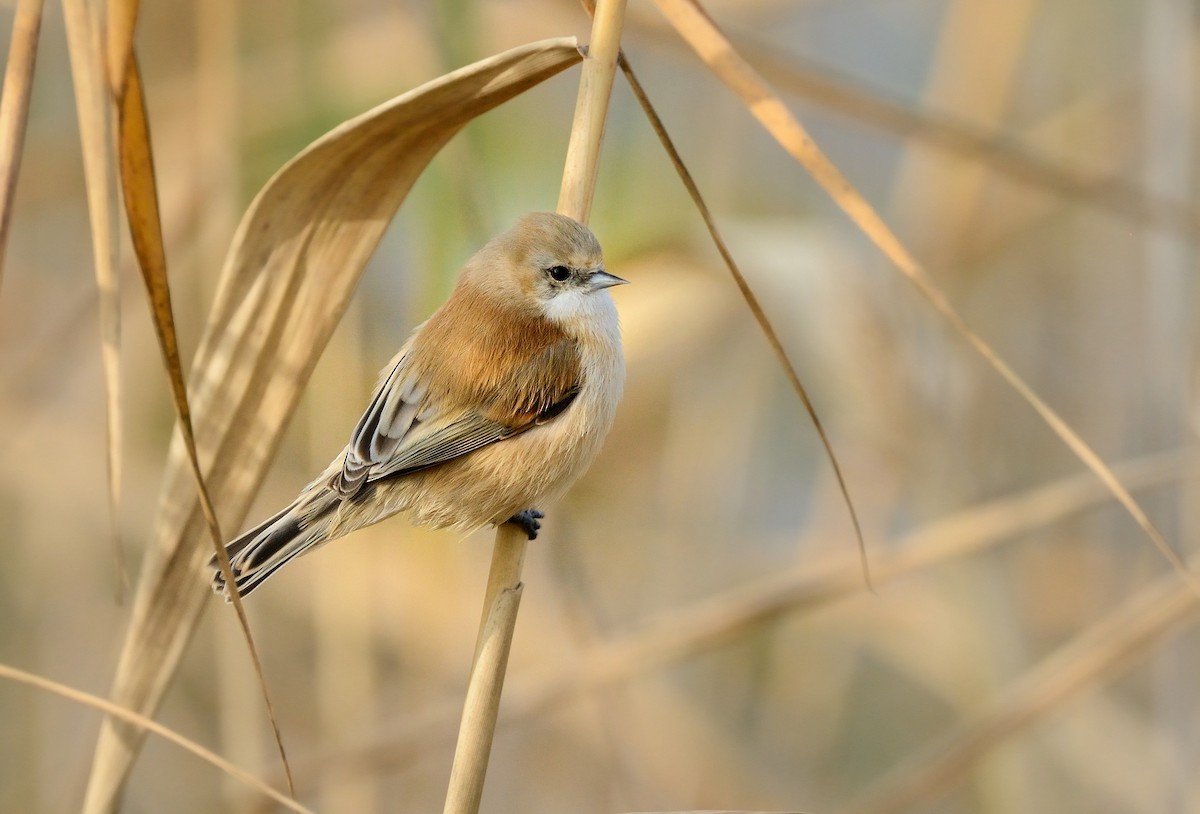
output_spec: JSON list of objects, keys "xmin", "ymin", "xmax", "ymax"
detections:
[{"xmin": 211, "ymin": 212, "xmax": 626, "ymax": 598}]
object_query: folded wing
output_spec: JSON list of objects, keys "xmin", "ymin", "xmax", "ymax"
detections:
[{"xmin": 331, "ymin": 338, "xmax": 581, "ymax": 497}]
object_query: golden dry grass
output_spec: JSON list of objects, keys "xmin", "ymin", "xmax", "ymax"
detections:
[{"xmin": 0, "ymin": 1, "xmax": 1197, "ymax": 813}]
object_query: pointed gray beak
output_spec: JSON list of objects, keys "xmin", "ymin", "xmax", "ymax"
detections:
[{"xmin": 586, "ymin": 270, "xmax": 629, "ymax": 291}]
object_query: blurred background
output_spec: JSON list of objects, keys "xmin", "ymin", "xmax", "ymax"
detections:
[{"xmin": 1, "ymin": 0, "xmax": 1198, "ymax": 812}]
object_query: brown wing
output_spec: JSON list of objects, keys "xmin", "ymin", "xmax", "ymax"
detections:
[{"xmin": 333, "ymin": 337, "xmax": 581, "ymax": 496}]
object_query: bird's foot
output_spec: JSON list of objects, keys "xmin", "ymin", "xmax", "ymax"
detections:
[{"xmin": 508, "ymin": 509, "xmax": 545, "ymax": 540}]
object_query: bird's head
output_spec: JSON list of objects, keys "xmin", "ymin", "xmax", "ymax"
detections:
[{"xmin": 464, "ymin": 212, "xmax": 627, "ymax": 327}]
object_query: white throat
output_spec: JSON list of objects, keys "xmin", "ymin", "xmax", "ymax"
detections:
[{"xmin": 542, "ymin": 288, "xmax": 619, "ymax": 332}]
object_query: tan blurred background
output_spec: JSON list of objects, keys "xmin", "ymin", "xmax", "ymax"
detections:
[{"xmin": 1, "ymin": 0, "xmax": 1198, "ymax": 812}]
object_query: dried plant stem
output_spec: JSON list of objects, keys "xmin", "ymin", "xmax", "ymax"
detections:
[
  {"xmin": 626, "ymin": 16, "xmax": 1199, "ymax": 241},
  {"xmin": 0, "ymin": 0, "xmax": 44, "ymax": 290},
  {"xmin": 606, "ymin": 42, "xmax": 871, "ymax": 589},
  {"xmin": 272, "ymin": 449, "xmax": 1196, "ymax": 790},
  {"xmin": 62, "ymin": 0, "xmax": 126, "ymax": 600},
  {"xmin": 652, "ymin": 0, "xmax": 1197, "ymax": 596},
  {"xmin": 0, "ymin": 662, "xmax": 315, "ymax": 814},
  {"xmin": 471, "ymin": 523, "xmax": 530, "ymax": 657},
  {"xmin": 557, "ymin": 0, "xmax": 627, "ymax": 223},
  {"xmin": 441, "ymin": 2, "xmax": 628, "ymax": 812},
  {"xmin": 95, "ymin": 47, "xmax": 296, "ymax": 808},
  {"xmin": 443, "ymin": 526, "xmax": 526, "ymax": 814},
  {"xmin": 838, "ymin": 568, "xmax": 1200, "ymax": 814}
]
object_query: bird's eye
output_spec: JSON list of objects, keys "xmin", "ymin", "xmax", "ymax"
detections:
[{"xmin": 546, "ymin": 265, "xmax": 571, "ymax": 282}]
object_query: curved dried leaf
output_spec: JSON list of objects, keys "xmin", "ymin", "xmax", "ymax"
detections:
[
  {"xmin": 0, "ymin": 0, "xmax": 44, "ymax": 289},
  {"xmin": 83, "ymin": 37, "xmax": 583, "ymax": 812},
  {"xmin": 652, "ymin": 0, "xmax": 1198, "ymax": 593},
  {"xmin": 111, "ymin": 49, "xmax": 296, "ymax": 801},
  {"xmin": 96, "ymin": 1, "xmax": 296, "ymax": 802}
]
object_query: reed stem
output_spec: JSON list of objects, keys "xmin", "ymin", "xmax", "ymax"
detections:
[{"xmin": 440, "ymin": 2, "xmax": 628, "ymax": 811}]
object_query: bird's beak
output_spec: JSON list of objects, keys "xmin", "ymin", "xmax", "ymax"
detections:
[{"xmin": 586, "ymin": 270, "xmax": 629, "ymax": 291}]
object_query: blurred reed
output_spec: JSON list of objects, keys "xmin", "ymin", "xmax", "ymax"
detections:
[{"xmin": 0, "ymin": 1, "xmax": 1197, "ymax": 813}]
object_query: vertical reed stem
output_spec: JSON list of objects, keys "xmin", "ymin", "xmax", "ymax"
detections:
[
  {"xmin": 442, "ymin": 526, "xmax": 526, "ymax": 814},
  {"xmin": 441, "ymin": 2, "xmax": 628, "ymax": 812},
  {"xmin": 557, "ymin": 0, "xmax": 628, "ymax": 224}
]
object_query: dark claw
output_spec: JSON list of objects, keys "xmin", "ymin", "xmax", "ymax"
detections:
[{"xmin": 508, "ymin": 509, "xmax": 545, "ymax": 540}]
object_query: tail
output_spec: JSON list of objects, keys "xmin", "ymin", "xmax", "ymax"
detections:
[{"xmin": 211, "ymin": 491, "xmax": 339, "ymax": 600}]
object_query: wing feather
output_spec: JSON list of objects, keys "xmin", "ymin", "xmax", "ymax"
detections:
[{"xmin": 332, "ymin": 336, "xmax": 581, "ymax": 497}]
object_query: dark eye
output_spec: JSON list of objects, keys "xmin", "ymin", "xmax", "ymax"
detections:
[{"xmin": 546, "ymin": 265, "xmax": 571, "ymax": 282}]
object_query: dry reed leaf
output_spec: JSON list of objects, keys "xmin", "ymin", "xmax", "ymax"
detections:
[
  {"xmin": 62, "ymin": 0, "xmax": 126, "ymax": 598},
  {"xmin": 838, "ymin": 571, "xmax": 1200, "ymax": 814},
  {"xmin": 651, "ymin": 0, "xmax": 1198, "ymax": 594},
  {"xmin": 82, "ymin": 37, "xmax": 583, "ymax": 812},
  {"xmin": 96, "ymin": 0, "xmax": 296, "ymax": 803},
  {"xmin": 0, "ymin": 0, "xmax": 44, "ymax": 288},
  {"xmin": 293, "ymin": 450, "xmax": 1197, "ymax": 786},
  {"xmin": 0, "ymin": 662, "xmax": 315, "ymax": 814},
  {"xmin": 107, "ymin": 24, "xmax": 227, "ymax": 574}
]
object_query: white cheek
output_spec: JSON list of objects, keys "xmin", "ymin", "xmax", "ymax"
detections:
[{"xmin": 543, "ymin": 288, "xmax": 616, "ymax": 326}]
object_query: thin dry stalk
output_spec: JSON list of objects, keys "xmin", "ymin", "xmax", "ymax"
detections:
[
  {"xmin": 0, "ymin": 662, "xmax": 315, "ymax": 814},
  {"xmin": 599, "ymin": 35, "xmax": 871, "ymax": 588},
  {"xmin": 441, "ymin": 2, "xmax": 628, "ymax": 811},
  {"xmin": 472, "ymin": 523, "xmax": 530, "ymax": 658},
  {"xmin": 62, "ymin": 0, "xmax": 126, "ymax": 599},
  {"xmin": 651, "ymin": 0, "xmax": 1197, "ymax": 595},
  {"xmin": 837, "ymin": 569, "xmax": 1200, "ymax": 814},
  {"xmin": 627, "ymin": 17, "xmax": 1200, "ymax": 241},
  {"xmin": 284, "ymin": 451, "xmax": 1196, "ymax": 790},
  {"xmin": 443, "ymin": 535, "xmax": 526, "ymax": 814},
  {"xmin": 883, "ymin": 0, "xmax": 1037, "ymax": 267},
  {"xmin": 0, "ymin": 0, "xmax": 44, "ymax": 289}
]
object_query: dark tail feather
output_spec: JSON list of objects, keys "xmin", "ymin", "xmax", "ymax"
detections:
[{"xmin": 211, "ymin": 494, "xmax": 336, "ymax": 599}]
